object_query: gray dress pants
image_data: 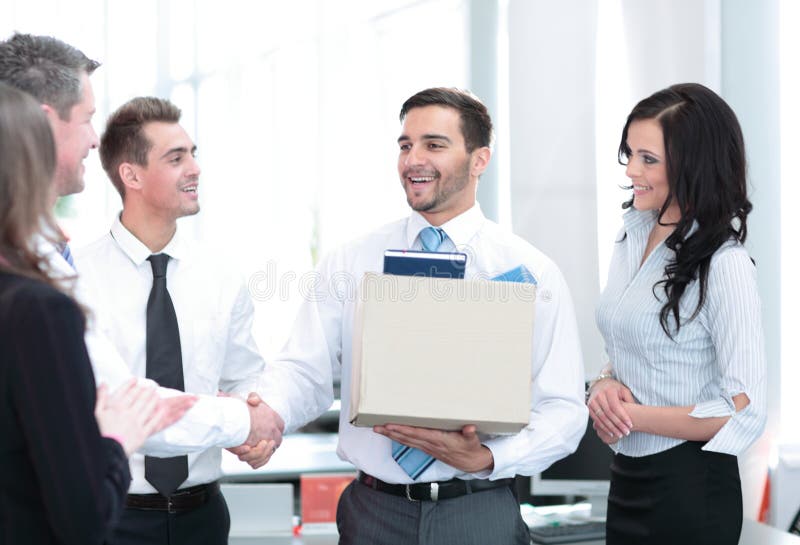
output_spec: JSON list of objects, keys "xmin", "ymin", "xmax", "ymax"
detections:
[{"xmin": 336, "ymin": 479, "xmax": 531, "ymax": 545}]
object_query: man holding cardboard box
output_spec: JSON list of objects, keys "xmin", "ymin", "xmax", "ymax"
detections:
[{"xmin": 258, "ymin": 87, "xmax": 588, "ymax": 545}]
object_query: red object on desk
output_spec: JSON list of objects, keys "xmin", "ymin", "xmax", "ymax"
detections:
[{"xmin": 301, "ymin": 473, "xmax": 356, "ymax": 524}]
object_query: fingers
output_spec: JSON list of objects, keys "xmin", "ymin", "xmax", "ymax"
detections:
[
  {"xmin": 95, "ymin": 384, "xmax": 108, "ymax": 418},
  {"xmin": 620, "ymin": 386, "xmax": 635, "ymax": 403},
  {"xmin": 151, "ymin": 395, "xmax": 197, "ymax": 433},
  {"xmin": 461, "ymin": 425, "xmax": 478, "ymax": 438},
  {"xmin": 589, "ymin": 400, "xmax": 627, "ymax": 439},
  {"xmin": 587, "ymin": 381, "xmax": 634, "ymax": 439},
  {"xmin": 129, "ymin": 386, "xmax": 160, "ymax": 424},
  {"xmin": 592, "ymin": 420, "xmax": 618, "ymax": 445},
  {"xmin": 227, "ymin": 444, "xmax": 251, "ymax": 456},
  {"xmin": 237, "ymin": 439, "xmax": 276, "ymax": 469},
  {"xmin": 246, "ymin": 392, "xmax": 262, "ymax": 407},
  {"xmin": 594, "ymin": 395, "xmax": 630, "ymax": 438},
  {"xmin": 376, "ymin": 424, "xmax": 452, "ymax": 456}
]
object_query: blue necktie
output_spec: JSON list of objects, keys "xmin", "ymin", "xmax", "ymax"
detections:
[
  {"xmin": 418, "ymin": 226, "xmax": 446, "ymax": 252},
  {"xmin": 391, "ymin": 226, "xmax": 447, "ymax": 479},
  {"xmin": 60, "ymin": 242, "xmax": 75, "ymax": 269}
]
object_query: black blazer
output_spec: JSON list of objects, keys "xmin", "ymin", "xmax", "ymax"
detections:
[{"xmin": 0, "ymin": 271, "xmax": 130, "ymax": 544}]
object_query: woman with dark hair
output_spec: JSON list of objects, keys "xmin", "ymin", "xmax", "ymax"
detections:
[
  {"xmin": 587, "ymin": 83, "xmax": 766, "ymax": 544},
  {"xmin": 0, "ymin": 81, "xmax": 193, "ymax": 544}
]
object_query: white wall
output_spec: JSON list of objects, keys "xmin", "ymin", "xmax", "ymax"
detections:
[
  {"xmin": 506, "ymin": 0, "xmax": 779, "ymax": 519},
  {"xmin": 508, "ymin": 0, "xmax": 604, "ymax": 376}
]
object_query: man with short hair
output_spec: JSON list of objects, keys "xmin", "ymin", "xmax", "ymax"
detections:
[
  {"xmin": 0, "ymin": 33, "xmax": 280, "ymax": 471},
  {"xmin": 76, "ymin": 96, "xmax": 312, "ymax": 544},
  {"xmin": 0, "ymin": 33, "xmax": 99, "ymax": 197},
  {"xmin": 257, "ymin": 87, "xmax": 588, "ymax": 545}
]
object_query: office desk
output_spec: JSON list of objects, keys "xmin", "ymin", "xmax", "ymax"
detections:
[
  {"xmin": 525, "ymin": 519, "xmax": 800, "ymax": 545},
  {"xmin": 229, "ymin": 519, "xmax": 800, "ymax": 545},
  {"xmin": 221, "ymin": 439, "xmax": 800, "ymax": 545}
]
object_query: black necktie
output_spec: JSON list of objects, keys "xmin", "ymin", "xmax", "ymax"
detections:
[{"xmin": 144, "ymin": 253, "xmax": 188, "ymax": 497}]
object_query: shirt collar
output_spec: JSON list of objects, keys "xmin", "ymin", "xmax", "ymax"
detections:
[
  {"xmin": 621, "ymin": 207, "xmax": 658, "ymax": 233},
  {"xmin": 621, "ymin": 207, "xmax": 699, "ymax": 237},
  {"xmin": 110, "ymin": 214, "xmax": 186, "ymax": 267},
  {"xmin": 405, "ymin": 203, "xmax": 486, "ymax": 249}
]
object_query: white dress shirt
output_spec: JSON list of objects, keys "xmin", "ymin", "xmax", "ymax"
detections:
[
  {"xmin": 43, "ymin": 239, "xmax": 251, "ymax": 459},
  {"xmin": 260, "ymin": 203, "xmax": 588, "ymax": 483},
  {"xmin": 74, "ymin": 216, "xmax": 265, "ymax": 493},
  {"xmin": 595, "ymin": 209, "xmax": 767, "ymax": 457}
]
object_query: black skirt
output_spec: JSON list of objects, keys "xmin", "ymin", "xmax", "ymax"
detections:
[{"xmin": 606, "ymin": 441, "xmax": 742, "ymax": 545}]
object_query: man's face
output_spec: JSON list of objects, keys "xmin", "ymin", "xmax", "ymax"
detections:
[
  {"xmin": 130, "ymin": 121, "xmax": 200, "ymax": 221},
  {"xmin": 47, "ymin": 72, "xmax": 99, "ymax": 196},
  {"xmin": 397, "ymin": 105, "xmax": 484, "ymax": 225}
]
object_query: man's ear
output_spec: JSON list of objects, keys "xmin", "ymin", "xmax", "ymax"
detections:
[
  {"xmin": 40, "ymin": 103, "xmax": 59, "ymax": 124},
  {"xmin": 470, "ymin": 146, "xmax": 491, "ymax": 178},
  {"xmin": 119, "ymin": 163, "xmax": 141, "ymax": 191}
]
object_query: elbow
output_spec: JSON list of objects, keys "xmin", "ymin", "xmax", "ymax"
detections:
[{"xmin": 732, "ymin": 392, "xmax": 750, "ymax": 412}]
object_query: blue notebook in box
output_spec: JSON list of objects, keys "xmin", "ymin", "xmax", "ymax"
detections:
[{"xmin": 383, "ymin": 249, "xmax": 467, "ymax": 279}]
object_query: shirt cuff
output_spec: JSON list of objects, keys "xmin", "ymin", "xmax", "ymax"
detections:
[
  {"xmin": 689, "ymin": 396, "xmax": 736, "ymax": 419},
  {"xmin": 224, "ymin": 397, "xmax": 251, "ymax": 447},
  {"xmin": 261, "ymin": 395, "xmax": 293, "ymax": 434}
]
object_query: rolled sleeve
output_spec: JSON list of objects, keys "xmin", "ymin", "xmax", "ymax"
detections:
[
  {"xmin": 689, "ymin": 396, "xmax": 735, "ymax": 419},
  {"xmin": 700, "ymin": 247, "xmax": 767, "ymax": 454}
]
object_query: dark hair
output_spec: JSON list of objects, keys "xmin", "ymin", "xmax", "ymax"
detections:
[
  {"xmin": 0, "ymin": 81, "xmax": 62, "ymax": 286},
  {"xmin": 618, "ymin": 83, "xmax": 751, "ymax": 337},
  {"xmin": 0, "ymin": 33, "xmax": 100, "ymax": 120},
  {"xmin": 399, "ymin": 87, "xmax": 493, "ymax": 152},
  {"xmin": 100, "ymin": 97, "xmax": 182, "ymax": 198}
]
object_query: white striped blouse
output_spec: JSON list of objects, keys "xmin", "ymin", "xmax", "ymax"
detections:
[{"xmin": 595, "ymin": 209, "xmax": 766, "ymax": 457}]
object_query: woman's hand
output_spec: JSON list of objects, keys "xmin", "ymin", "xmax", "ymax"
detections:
[
  {"xmin": 95, "ymin": 379, "xmax": 196, "ymax": 457},
  {"xmin": 587, "ymin": 378, "xmax": 635, "ymax": 441}
]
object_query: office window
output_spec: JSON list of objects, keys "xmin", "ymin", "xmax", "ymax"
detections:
[{"xmin": 2, "ymin": 0, "xmax": 468, "ymax": 354}]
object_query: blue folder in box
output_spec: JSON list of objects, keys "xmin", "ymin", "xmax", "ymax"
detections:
[
  {"xmin": 383, "ymin": 249, "xmax": 467, "ymax": 279},
  {"xmin": 383, "ymin": 249, "xmax": 536, "ymax": 286},
  {"xmin": 492, "ymin": 264, "xmax": 537, "ymax": 285}
]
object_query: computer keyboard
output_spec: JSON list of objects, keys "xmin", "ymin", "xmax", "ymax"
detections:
[{"xmin": 529, "ymin": 521, "xmax": 606, "ymax": 544}]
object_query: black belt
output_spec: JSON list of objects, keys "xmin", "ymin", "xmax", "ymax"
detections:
[
  {"xmin": 125, "ymin": 482, "xmax": 219, "ymax": 513},
  {"xmin": 358, "ymin": 472, "xmax": 514, "ymax": 502}
]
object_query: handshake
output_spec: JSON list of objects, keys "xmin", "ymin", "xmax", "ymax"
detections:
[{"xmin": 225, "ymin": 392, "xmax": 285, "ymax": 469}]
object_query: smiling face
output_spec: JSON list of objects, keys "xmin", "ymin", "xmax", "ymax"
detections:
[
  {"xmin": 129, "ymin": 121, "xmax": 200, "ymax": 221},
  {"xmin": 46, "ymin": 72, "xmax": 99, "ymax": 196},
  {"xmin": 624, "ymin": 118, "xmax": 680, "ymax": 222},
  {"xmin": 397, "ymin": 105, "xmax": 489, "ymax": 226}
]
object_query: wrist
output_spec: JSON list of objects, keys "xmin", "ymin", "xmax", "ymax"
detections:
[
  {"xmin": 103, "ymin": 433, "xmax": 126, "ymax": 449},
  {"xmin": 588, "ymin": 370, "xmax": 614, "ymax": 390},
  {"xmin": 476, "ymin": 445, "xmax": 494, "ymax": 473},
  {"xmin": 585, "ymin": 371, "xmax": 614, "ymax": 401}
]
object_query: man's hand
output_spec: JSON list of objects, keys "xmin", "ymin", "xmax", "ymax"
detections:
[
  {"xmin": 225, "ymin": 392, "xmax": 285, "ymax": 469},
  {"xmin": 373, "ymin": 424, "xmax": 493, "ymax": 473},
  {"xmin": 587, "ymin": 377, "xmax": 635, "ymax": 441}
]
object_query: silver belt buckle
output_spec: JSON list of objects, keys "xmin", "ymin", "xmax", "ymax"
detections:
[{"xmin": 405, "ymin": 482, "xmax": 439, "ymax": 501}]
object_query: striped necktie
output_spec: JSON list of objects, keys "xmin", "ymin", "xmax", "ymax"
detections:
[
  {"xmin": 390, "ymin": 226, "xmax": 446, "ymax": 479},
  {"xmin": 60, "ymin": 242, "xmax": 75, "ymax": 269}
]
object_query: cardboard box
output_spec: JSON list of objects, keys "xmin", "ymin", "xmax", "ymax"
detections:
[{"xmin": 349, "ymin": 272, "xmax": 536, "ymax": 434}]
